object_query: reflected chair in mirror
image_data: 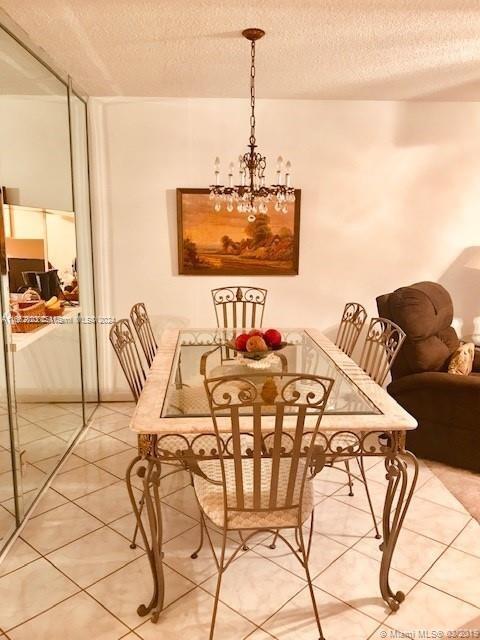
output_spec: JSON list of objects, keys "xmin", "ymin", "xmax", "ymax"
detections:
[
  {"xmin": 341, "ymin": 317, "xmax": 406, "ymax": 537},
  {"xmin": 191, "ymin": 372, "xmax": 334, "ymax": 640},
  {"xmin": 130, "ymin": 302, "xmax": 158, "ymax": 367},
  {"xmin": 211, "ymin": 286, "xmax": 267, "ymax": 329},
  {"xmin": 335, "ymin": 302, "xmax": 367, "ymax": 357}
]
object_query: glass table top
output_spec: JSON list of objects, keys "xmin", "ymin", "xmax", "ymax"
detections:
[{"xmin": 161, "ymin": 329, "xmax": 381, "ymax": 418}]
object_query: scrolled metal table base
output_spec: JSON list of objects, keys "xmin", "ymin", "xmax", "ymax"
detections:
[{"xmin": 127, "ymin": 429, "xmax": 418, "ymax": 622}]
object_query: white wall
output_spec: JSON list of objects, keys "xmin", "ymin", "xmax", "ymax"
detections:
[
  {"xmin": 89, "ymin": 98, "xmax": 480, "ymax": 398},
  {"xmin": 0, "ymin": 96, "xmax": 72, "ymax": 211}
]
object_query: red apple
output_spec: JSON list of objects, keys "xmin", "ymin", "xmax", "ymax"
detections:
[
  {"xmin": 248, "ymin": 329, "xmax": 263, "ymax": 337},
  {"xmin": 234, "ymin": 333, "xmax": 249, "ymax": 352},
  {"xmin": 263, "ymin": 329, "xmax": 282, "ymax": 348}
]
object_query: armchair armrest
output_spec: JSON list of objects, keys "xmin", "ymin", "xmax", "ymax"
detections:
[{"xmin": 389, "ymin": 371, "xmax": 480, "ymax": 395}]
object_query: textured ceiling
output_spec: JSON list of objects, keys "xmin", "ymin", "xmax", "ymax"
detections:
[{"xmin": 2, "ymin": 0, "xmax": 480, "ymax": 100}]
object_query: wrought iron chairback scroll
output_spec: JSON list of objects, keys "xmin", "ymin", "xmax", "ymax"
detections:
[
  {"xmin": 211, "ymin": 286, "xmax": 267, "ymax": 329},
  {"xmin": 359, "ymin": 317, "xmax": 406, "ymax": 386},
  {"xmin": 109, "ymin": 318, "xmax": 146, "ymax": 402},
  {"xmin": 130, "ymin": 302, "xmax": 158, "ymax": 367},
  {"xmin": 203, "ymin": 372, "xmax": 334, "ymax": 517},
  {"xmin": 335, "ymin": 302, "xmax": 367, "ymax": 357}
]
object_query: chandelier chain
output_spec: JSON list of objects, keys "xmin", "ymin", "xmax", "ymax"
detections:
[
  {"xmin": 209, "ymin": 28, "xmax": 295, "ymax": 220},
  {"xmin": 250, "ymin": 40, "xmax": 256, "ymax": 147}
]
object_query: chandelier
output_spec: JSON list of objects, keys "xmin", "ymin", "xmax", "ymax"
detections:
[{"xmin": 209, "ymin": 28, "xmax": 295, "ymax": 221}]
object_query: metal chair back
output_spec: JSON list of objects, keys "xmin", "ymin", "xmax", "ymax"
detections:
[
  {"xmin": 204, "ymin": 372, "xmax": 334, "ymax": 520},
  {"xmin": 359, "ymin": 317, "xmax": 406, "ymax": 386},
  {"xmin": 109, "ymin": 318, "xmax": 146, "ymax": 402},
  {"xmin": 211, "ymin": 286, "xmax": 267, "ymax": 329},
  {"xmin": 335, "ymin": 302, "xmax": 367, "ymax": 357},
  {"xmin": 130, "ymin": 302, "xmax": 158, "ymax": 367}
]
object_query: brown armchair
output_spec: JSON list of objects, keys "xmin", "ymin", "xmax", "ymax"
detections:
[{"xmin": 377, "ymin": 281, "xmax": 480, "ymax": 471}]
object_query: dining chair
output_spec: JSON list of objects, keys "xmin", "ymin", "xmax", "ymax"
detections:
[
  {"xmin": 109, "ymin": 318, "xmax": 146, "ymax": 403},
  {"xmin": 191, "ymin": 371, "xmax": 334, "ymax": 640},
  {"xmin": 359, "ymin": 317, "xmax": 406, "ymax": 386},
  {"xmin": 341, "ymin": 317, "xmax": 406, "ymax": 537},
  {"xmin": 335, "ymin": 302, "xmax": 367, "ymax": 357},
  {"xmin": 211, "ymin": 286, "xmax": 267, "ymax": 329},
  {"xmin": 130, "ymin": 302, "xmax": 158, "ymax": 367}
]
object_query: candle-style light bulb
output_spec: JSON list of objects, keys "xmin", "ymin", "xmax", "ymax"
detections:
[
  {"xmin": 285, "ymin": 160, "xmax": 291, "ymax": 187},
  {"xmin": 214, "ymin": 156, "xmax": 221, "ymax": 185},
  {"xmin": 228, "ymin": 161, "xmax": 234, "ymax": 187},
  {"xmin": 276, "ymin": 155, "xmax": 283, "ymax": 185}
]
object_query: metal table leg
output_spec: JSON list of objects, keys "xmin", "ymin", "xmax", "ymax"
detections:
[{"xmin": 379, "ymin": 441, "xmax": 418, "ymax": 611}]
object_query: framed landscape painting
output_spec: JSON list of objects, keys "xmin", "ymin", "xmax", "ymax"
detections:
[{"xmin": 177, "ymin": 188, "xmax": 300, "ymax": 275}]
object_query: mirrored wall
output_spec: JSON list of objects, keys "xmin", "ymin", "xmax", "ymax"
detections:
[{"xmin": 0, "ymin": 23, "xmax": 98, "ymax": 552}]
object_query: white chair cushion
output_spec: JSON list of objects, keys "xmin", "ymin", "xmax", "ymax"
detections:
[{"xmin": 193, "ymin": 457, "xmax": 314, "ymax": 530}]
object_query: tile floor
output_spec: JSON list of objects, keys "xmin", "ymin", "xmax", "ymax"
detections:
[{"xmin": 0, "ymin": 402, "xmax": 478, "ymax": 639}]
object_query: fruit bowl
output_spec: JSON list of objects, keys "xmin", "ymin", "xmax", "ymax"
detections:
[{"xmin": 226, "ymin": 329, "xmax": 287, "ymax": 361}]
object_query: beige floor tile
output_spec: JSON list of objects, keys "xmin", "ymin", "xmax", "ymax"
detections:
[
  {"xmin": 0, "ymin": 504, "xmax": 15, "ymax": 535},
  {"xmin": 87, "ymin": 555, "xmax": 195, "ymax": 627},
  {"xmin": 382, "ymin": 582, "xmax": 480, "ymax": 633},
  {"xmin": 18, "ymin": 404, "xmax": 70, "ymax": 421},
  {"xmin": 158, "ymin": 469, "xmax": 191, "ymax": 498},
  {"xmin": 34, "ymin": 452, "xmax": 88, "ymax": 478},
  {"xmin": 23, "ymin": 435, "xmax": 68, "ymax": 463},
  {"xmin": 254, "ymin": 528, "xmax": 348, "ymax": 580},
  {"xmin": 22, "ymin": 502, "xmax": 102, "ymax": 554},
  {"xmin": 91, "ymin": 413, "xmax": 131, "ymax": 434},
  {"xmin": 8, "ymin": 591, "xmax": 129, "ymax": 640},
  {"xmin": 0, "ymin": 449, "xmax": 13, "ymax": 473},
  {"xmin": 163, "ymin": 524, "xmax": 244, "ymax": 585},
  {"xmin": 0, "ymin": 465, "xmax": 46, "ymax": 501},
  {"xmin": 161, "ymin": 485, "xmax": 200, "ymax": 521},
  {"xmin": 76, "ymin": 427, "xmax": 104, "ymax": 442},
  {"xmin": 0, "ymin": 557, "xmax": 78, "ymax": 630},
  {"xmin": 0, "ymin": 538, "xmax": 39, "ymax": 578},
  {"xmin": 313, "ymin": 464, "xmax": 349, "ymax": 499},
  {"xmin": 109, "ymin": 427, "xmax": 138, "ymax": 447},
  {"xmin": 47, "ymin": 526, "xmax": 143, "ymax": 588},
  {"xmin": 331, "ymin": 476, "xmax": 386, "ymax": 519},
  {"xmin": 415, "ymin": 476, "xmax": 470, "ymax": 514},
  {"xmin": 202, "ymin": 551, "xmax": 306, "ymax": 626},
  {"xmin": 101, "ymin": 402, "xmax": 136, "ymax": 416},
  {"xmin": 89, "ymin": 405, "xmax": 117, "ymax": 418},
  {"xmin": 135, "ymin": 586, "xmax": 256, "ymax": 640},
  {"xmin": 29, "ymin": 487, "xmax": 68, "ymax": 517},
  {"xmin": 452, "ymin": 519, "xmax": 480, "ymax": 559},
  {"xmin": 314, "ymin": 547, "xmax": 415, "ymax": 622},
  {"xmin": 422, "ymin": 546, "xmax": 480, "ymax": 607},
  {"xmin": 56, "ymin": 428, "xmax": 77, "ymax": 443},
  {"xmin": 313, "ymin": 496, "xmax": 377, "ymax": 545},
  {"xmin": 75, "ymin": 481, "xmax": 141, "ymax": 523},
  {"xmin": 73, "ymin": 434, "xmax": 130, "ymax": 462},
  {"xmin": 245, "ymin": 630, "xmax": 275, "ymax": 639},
  {"xmin": 95, "ymin": 449, "xmax": 139, "ymax": 485},
  {"xmin": 52, "ymin": 463, "xmax": 118, "ymax": 500},
  {"xmin": 37, "ymin": 413, "xmax": 85, "ymax": 435},
  {"xmin": 353, "ymin": 527, "xmax": 446, "ymax": 580},
  {"xmin": 263, "ymin": 584, "xmax": 381, "ymax": 639},
  {"xmin": 109, "ymin": 501, "xmax": 197, "ymax": 547},
  {"xmin": 403, "ymin": 496, "xmax": 470, "ymax": 544}
]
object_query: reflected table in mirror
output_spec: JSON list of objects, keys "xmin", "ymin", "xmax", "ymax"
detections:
[{"xmin": 128, "ymin": 328, "xmax": 418, "ymax": 624}]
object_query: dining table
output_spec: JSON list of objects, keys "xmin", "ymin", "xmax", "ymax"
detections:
[{"xmin": 127, "ymin": 327, "xmax": 418, "ymax": 624}]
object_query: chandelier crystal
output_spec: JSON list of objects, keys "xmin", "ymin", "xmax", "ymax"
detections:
[{"xmin": 209, "ymin": 28, "xmax": 295, "ymax": 221}]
